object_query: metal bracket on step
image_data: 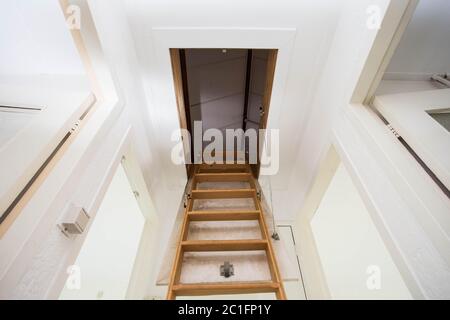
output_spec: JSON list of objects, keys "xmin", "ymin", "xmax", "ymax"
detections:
[
  {"xmin": 220, "ymin": 261, "xmax": 234, "ymax": 278},
  {"xmin": 271, "ymin": 232, "xmax": 280, "ymax": 241},
  {"xmin": 183, "ymin": 193, "xmax": 192, "ymax": 208}
]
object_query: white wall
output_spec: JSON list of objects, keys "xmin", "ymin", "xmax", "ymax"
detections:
[
  {"xmin": 0, "ymin": 0, "xmax": 84, "ymax": 75},
  {"xmin": 385, "ymin": 0, "xmax": 450, "ymax": 77},
  {"xmin": 311, "ymin": 163, "xmax": 411, "ymax": 299},
  {"xmin": 59, "ymin": 165, "xmax": 145, "ymax": 300}
]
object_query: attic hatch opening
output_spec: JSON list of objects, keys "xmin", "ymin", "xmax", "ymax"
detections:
[{"xmin": 170, "ymin": 48, "xmax": 278, "ymax": 178}]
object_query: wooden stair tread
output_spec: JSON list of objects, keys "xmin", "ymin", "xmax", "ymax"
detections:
[
  {"xmin": 187, "ymin": 210, "xmax": 260, "ymax": 221},
  {"xmin": 194, "ymin": 172, "xmax": 252, "ymax": 182},
  {"xmin": 172, "ymin": 281, "xmax": 279, "ymax": 296},
  {"xmin": 181, "ymin": 239, "xmax": 267, "ymax": 251},
  {"xmin": 198, "ymin": 163, "xmax": 248, "ymax": 169},
  {"xmin": 191, "ymin": 189, "xmax": 255, "ymax": 199},
  {"xmin": 197, "ymin": 164, "xmax": 250, "ymax": 174}
]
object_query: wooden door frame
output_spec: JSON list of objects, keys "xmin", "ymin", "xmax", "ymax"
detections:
[
  {"xmin": 170, "ymin": 48, "xmax": 193, "ymax": 176},
  {"xmin": 242, "ymin": 49, "xmax": 253, "ymax": 131},
  {"xmin": 252, "ymin": 49, "xmax": 278, "ymax": 178}
]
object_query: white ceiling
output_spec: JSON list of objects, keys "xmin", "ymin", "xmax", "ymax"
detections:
[
  {"xmin": 0, "ymin": 0, "xmax": 84, "ymax": 75},
  {"xmin": 123, "ymin": 0, "xmax": 344, "ymax": 221}
]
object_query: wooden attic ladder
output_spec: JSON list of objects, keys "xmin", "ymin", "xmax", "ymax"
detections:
[{"xmin": 166, "ymin": 163, "xmax": 286, "ymax": 299}]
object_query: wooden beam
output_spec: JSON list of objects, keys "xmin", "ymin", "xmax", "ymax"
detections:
[
  {"xmin": 252, "ymin": 49, "xmax": 278, "ymax": 178},
  {"xmin": 253, "ymin": 193, "xmax": 287, "ymax": 299},
  {"xmin": 242, "ymin": 49, "xmax": 253, "ymax": 131},
  {"xmin": 172, "ymin": 281, "xmax": 279, "ymax": 296},
  {"xmin": 181, "ymin": 239, "xmax": 267, "ymax": 252},
  {"xmin": 260, "ymin": 50, "xmax": 277, "ymax": 132},
  {"xmin": 179, "ymin": 49, "xmax": 194, "ymax": 165},
  {"xmin": 170, "ymin": 48, "xmax": 192, "ymax": 174},
  {"xmin": 191, "ymin": 189, "xmax": 255, "ymax": 199},
  {"xmin": 188, "ymin": 210, "xmax": 260, "ymax": 221},
  {"xmin": 166, "ymin": 193, "xmax": 192, "ymax": 300}
]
